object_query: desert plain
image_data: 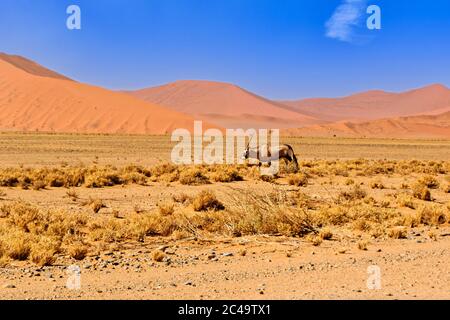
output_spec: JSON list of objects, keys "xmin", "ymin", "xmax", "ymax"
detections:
[{"xmin": 0, "ymin": 133, "xmax": 449, "ymax": 300}]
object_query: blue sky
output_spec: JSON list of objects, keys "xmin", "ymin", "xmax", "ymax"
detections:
[{"xmin": 0, "ymin": 0, "xmax": 449, "ymax": 99}]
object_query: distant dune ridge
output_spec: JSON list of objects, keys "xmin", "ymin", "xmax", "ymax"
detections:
[
  {"xmin": 0, "ymin": 53, "xmax": 449, "ymax": 138},
  {"xmin": 283, "ymin": 112, "xmax": 450, "ymax": 139},
  {"xmin": 279, "ymin": 84, "xmax": 450, "ymax": 122},
  {"xmin": 0, "ymin": 53, "xmax": 73, "ymax": 81},
  {"xmin": 128, "ymin": 80, "xmax": 321, "ymax": 129}
]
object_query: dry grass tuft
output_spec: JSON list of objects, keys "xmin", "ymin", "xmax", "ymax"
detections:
[
  {"xmin": 179, "ymin": 169, "xmax": 210, "ymax": 185},
  {"xmin": 307, "ymin": 235, "xmax": 323, "ymax": 246},
  {"xmin": 192, "ymin": 191, "xmax": 225, "ymax": 212},
  {"xmin": 68, "ymin": 243, "xmax": 88, "ymax": 261},
  {"xmin": 412, "ymin": 182, "xmax": 432, "ymax": 201},
  {"xmin": 3, "ymin": 232, "xmax": 32, "ymax": 261},
  {"xmin": 238, "ymin": 249, "xmax": 247, "ymax": 256},
  {"xmin": 319, "ymin": 228, "xmax": 333, "ymax": 240},
  {"xmin": 223, "ymin": 190, "xmax": 317, "ymax": 237},
  {"xmin": 388, "ymin": 227, "xmax": 407, "ymax": 239},
  {"xmin": 370, "ymin": 179, "xmax": 385, "ymax": 189},
  {"xmin": 338, "ymin": 185, "xmax": 367, "ymax": 202},
  {"xmin": 418, "ymin": 175, "xmax": 440, "ymax": 189},
  {"xmin": 30, "ymin": 237, "xmax": 59, "ymax": 266},
  {"xmin": 288, "ymin": 173, "xmax": 309, "ymax": 187},
  {"xmin": 397, "ymin": 194, "xmax": 416, "ymax": 209},
  {"xmin": 345, "ymin": 179, "xmax": 355, "ymax": 186},
  {"xmin": 415, "ymin": 205, "xmax": 447, "ymax": 225},
  {"xmin": 357, "ymin": 240, "xmax": 369, "ymax": 251},
  {"xmin": 89, "ymin": 199, "xmax": 106, "ymax": 213},
  {"xmin": 443, "ymin": 183, "xmax": 450, "ymax": 193},
  {"xmin": 152, "ymin": 250, "xmax": 166, "ymax": 262},
  {"xmin": 210, "ymin": 167, "xmax": 243, "ymax": 183},
  {"xmin": 172, "ymin": 193, "xmax": 191, "ymax": 204},
  {"xmin": 66, "ymin": 189, "xmax": 79, "ymax": 201},
  {"xmin": 158, "ymin": 202, "xmax": 175, "ymax": 216}
]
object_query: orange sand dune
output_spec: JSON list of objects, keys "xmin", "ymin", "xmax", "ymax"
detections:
[
  {"xmin": 127, "ymin": 80, "xmax": 321, "ymax": 129},
  {"xmin": 284, "ymin": 111, "xmax": 450, "ymax": 139},
  {"xmin": 0, "ymin": 54, "xmax": 214, "ymax": 134},
  {"xmin": 280, "ymin": 84, "xmax": 450, "ymax": 122},
  {"xmin": 0, "ymin": 53, "xmax": 73, "ymax": 81}
]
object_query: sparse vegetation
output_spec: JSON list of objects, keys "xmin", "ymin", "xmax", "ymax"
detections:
[{"xmin": 0, "ymin": 152, "xmax": 448, "ymax": 267}]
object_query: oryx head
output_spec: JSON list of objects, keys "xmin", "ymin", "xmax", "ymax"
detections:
[{"xmin": 241, "ymin": 135, "xmax": 254, "ymax": 160}]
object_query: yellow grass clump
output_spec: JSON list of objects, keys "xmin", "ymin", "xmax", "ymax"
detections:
[
  {"xmin": 288, "ymin": 173, "xmax": 309, "ymax": 187},
  {"xmin": 192, "ymin": 191, "xmax": 225, "ymax": 212},
  {"xmin": 412, "ymin": 182, "xmax": 432, "ymax": 201},
  {"xmin": 179, "ymin": 169, "xmax": 210, "ymax": 185}
]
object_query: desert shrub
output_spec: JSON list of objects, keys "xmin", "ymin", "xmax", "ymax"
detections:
[
  {"xmin": 158, "ymin": 202, "xmax": 175, "ymax": 216},
  {"xmin": 415, "ymin": 205, "xmax": 447, "ymax": 225},
  {"xmin": 345, "ymin": 179, "xmax": 355, "ymax": 185},
  {"xmin": 317, "ymin": 201, "xmax": 399, "ymax": 229},
  {"xmin": 192, "ymin": 191, "xmax": 224, "ymax": 212},
  {"xmin": 66, "ymin": 189, "xmax": 79, "ymax": 201},
  {"xmin": 352, "ymin": 219, "xmax": 372, "ymax": 232},
  {"xmin": 443, "ymin": 183, "xmax": 450, "ymax": 193},
  {"xmin": 150, "ymin": 163, "xmax": 178, "ymax": 177},
  {"xmin": 210, "ymin": 167, "xmax": 243, "ymax": 183},
  {"xmin": 388, "ymin": 227, "xmax": 407, "ymax": 239},
  {"xmin": 306, "ymin": 235, "xmax": 323, "ymax": 246},
  {"xmin": 223, "ymin": 191, "xmax": 317, "ymax": 237},
  {"xmin": 259, "ymin": 175, "xmax": 276, "ymax": 183},
  {"xmin": 68, "ymin": 243, "xmax": 88, "ymax": 260},
  {"xmin": 85, "ymin": 169, "xmax": 123, "ymax": 188},
  {"xmin": 179, "ymin": 169, "xmax": 210, "ymax": 185},
  {"xmin": 88, "ymin": 199, "xmax": 105, "ymax": 213},
  {"xmin": 418, "ymin": 175, "xmax": 440, "ymax": 189},
  {"xmin": 319, "ymin": 228, "xmax": 333, "ymax": 240},
  {"xmin": 338, "ymin": 185, "xmax": 367, "ymax": 202},
  {"xmin": 32, "ymin": 180, "xmax": 47, "ymax": 190},
  {"xmin": 172, "ymin": 193, "xmax": 191, "ymax": 204},
  {"xmin": 30, "ymin": 237, "xmax": 60, "ymax": 266},
  {"xmin": 412, "ymin": 182, "xmax": 431, "ymax": 201},
  {"xmin": 357, "ymin": 240, "xmax": 369, "ymax": 251},
  {"xmin": 288, "ymin": 173, "xmax": 309, "ymax": 187},
  {"xmin": 1, "ymin": 231, "xmax": 32, "ymax": 261},
  {"xmin": 3, "ymin": 202, "xmax": 41, "ymax": 232},
  {"xmin": 370, "ymin": 179, "xmax": 385, "ymax": 189},
  {"xmin": 152, "ymin": 250, "xmax": 166, "ymax": 262},
  {"xmin": 397, "ymin": 194, "xmax": 416, "ymax": 209}
]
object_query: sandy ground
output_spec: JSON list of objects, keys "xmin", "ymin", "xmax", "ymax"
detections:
[
  {"xmin": 1, "ymin": 176, "xmax": 449, "ymax": 300},
  {"xmin": 1, "ymin": 134, "xmax": 449, "ymax": 300},
  {"xmin": 1, "ymin": 229, "xmax": 450, "ymax": 300}
]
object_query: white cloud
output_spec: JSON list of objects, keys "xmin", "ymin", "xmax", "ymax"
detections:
[{"xmin": 325, "ymin": 0, "xmax": 367, "ymax": 42}]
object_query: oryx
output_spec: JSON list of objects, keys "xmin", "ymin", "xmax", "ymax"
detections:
[{"xmin": 242, "ymin": 139, "xmax": 299, "ymax": 172}]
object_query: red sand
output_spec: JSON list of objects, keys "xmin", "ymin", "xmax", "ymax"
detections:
[{"xmin": 0, "ymin": 55, "xmax": 215, "ymax": 134}]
